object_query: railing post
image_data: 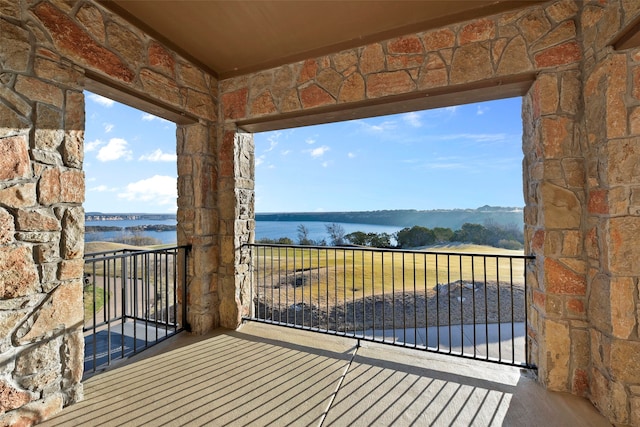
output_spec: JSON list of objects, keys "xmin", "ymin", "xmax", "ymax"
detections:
[{"xmin": 182, "ymin": 245, "xmax": 191, "ymax": 332}]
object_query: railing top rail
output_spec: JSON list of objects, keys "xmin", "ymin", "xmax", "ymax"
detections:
[
  {"xmin": 84, "ymin": 244, "xmax": 192, "ymax": 261},
  {"xmin": 244, "ymin": 243, "xmax": 535, "ymax": 260}
]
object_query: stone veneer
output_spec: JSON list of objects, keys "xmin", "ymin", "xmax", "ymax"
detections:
[
  {"xmin": 0, "ymin": 0, "xmax": 233, "ymax": 424},
  {"xmin": 217, "ymin": 1, "xmax": 640, "ymax": 425},
  {"xmin": 1, "ymin": 0, "xmax": 640, "ymax": 425}
]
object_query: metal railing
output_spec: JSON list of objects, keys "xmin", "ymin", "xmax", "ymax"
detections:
[
  {"xmin": 245, "ymin": 243, "xmax": 535, "ymax": 368},
  {"xmin": 83, "ymin": 245, "xmax": 190, "ymax": 376}
]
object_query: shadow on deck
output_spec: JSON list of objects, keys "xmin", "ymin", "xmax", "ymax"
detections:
[{"xmin": 43, "ymin": 322, "xmax": 609, "ymax": 426}]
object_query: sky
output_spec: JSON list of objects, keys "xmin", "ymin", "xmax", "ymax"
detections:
[
  {"xmin": 84, "ymin": 93, "xmax": 524, "ymax": 214},
  {"xmin": 84, "ymin": 92, "xmax": 177, "ymax": 213}
]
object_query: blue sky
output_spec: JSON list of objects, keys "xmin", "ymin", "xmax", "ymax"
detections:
[
  {"xmin": 84, "ymin": 92, "xmax": 177, "ymax": 213},
  {"xmin": 84, "ymin": 93, "xmax": 524, "ymax": 214}
]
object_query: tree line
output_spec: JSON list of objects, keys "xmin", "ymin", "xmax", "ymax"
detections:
[{"xmin": 257, "ymin": 221, "xmax": 524, "ymax": 250}]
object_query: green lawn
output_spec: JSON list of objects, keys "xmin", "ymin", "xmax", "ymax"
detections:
[{"xmin": 83, "ymin": 285, "xmax": 106, "ymax": 320}]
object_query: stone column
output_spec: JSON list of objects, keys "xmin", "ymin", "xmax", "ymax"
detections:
[
  {"xmin": 0, "ymin": 5, "xmax": 85, "ymax": 422},
  {"xmin": 217, "ymin": 128, "xmax": 254, "ymax": 329},
  {"xmin": 176, "ymin": 123, "xmax": 219, "ymax": 333},
  {"xmin": 523, "ymin": 68, "xmax": 589, "ymax": 394},
  {"xmin": 582, "ymin": 43, "xmax": 640, "ymax": 427}
]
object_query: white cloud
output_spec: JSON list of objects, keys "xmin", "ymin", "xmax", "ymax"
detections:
[
  {"xmin": 138, "ymin": 149, "xmax": 177, "ymax": 162},
  {"xmin": 281, "ymin": 150, "xmax": 291, "ymax": 156},
  {"xmin": 256, "ymin": 155, "xmax": 265, "ymax": 167},
  {"xmin": 89, "ymin": 185, "xmax": 117, "ymax": 192},
  {"xmin": 361, "ymin": 120, "xmax": 397, "ymax": 133},
  {"xmin": 444, "ymin": 106, "xmax": 459, "ymax": 114},
  {"xmin": 103, "ymin": 123, "xmax": 114, "ymax": 133},
  {"xmin": 263, "ymin": 131, "xmax": 282, "ymax": 153},
  {"xmin": 85, "ymin": 139, "xmax": 104, "ymax": 152},
  {"xmin": 321, "ymin": 161, "xmax": 330, "ymax": 168},
  {"xmin": 306, "ymin": 137, "xmax": 316, "ymax": 145},
  {"xmin": 141, "ymin": 113, "xmax": 170, "ymax": 123},
  {"xmin": 88, "ymin": 94, "xmax": 115, "ymax": 108},
  {"xmin": 310, "ymin": 145, "xmax": 330, "ymax": 158},
  {"xmin": 348, "ymin": 152, "xmax": 356, "ymax": 158},
  {"xmin": 96, "ymin": 138, "xmax": 133, "ymax": 162},
  {"xmin": 402, "ymin": 112, "xmax": 422, "ymax": 128},
  {"xmin": 435, "ymin": 133, "xmax": 507, "ymax": 143},
  {"xmin": 477, "ymin": 106, "xmax": 489, "ymax": 115},
  {"xmin": 118, "ymin": 175, "xmax": 176, "ymax": 206}
]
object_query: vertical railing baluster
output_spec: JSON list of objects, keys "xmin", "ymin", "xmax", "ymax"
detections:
[
  {"xmin": 435, "ymin": 253, "xmax": 440, "ymax": 351},
  {"xmin": 496, "ymin": 255, "xmax": 502, "ymax": 362},
  {"xmin": 510, "ymin": 257, "xmax": 515, "ymax": 364},
  {"xmin": 471, "ymin": 254, "xmax": 477, "ymax": 359},
  {"xmin": 484, "ymin": 256, "xmax": 489, "ymax": 361}
]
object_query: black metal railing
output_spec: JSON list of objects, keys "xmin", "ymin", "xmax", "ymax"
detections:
[
  {"xmin": 83, "ymin": 245, "xmax": 190, "ymax": 376},
  {"xmin": 245, "ymin": 243, "xmax": 535, "ymax": 368}
]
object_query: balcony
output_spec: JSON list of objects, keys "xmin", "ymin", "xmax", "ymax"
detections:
[
  {"xmin": 38, "ymin": 245, "xmax": 610, "ymax": 425},
  {"xmin": 42, "ymin": 322, "xmax": 609, "ymax": 426}
]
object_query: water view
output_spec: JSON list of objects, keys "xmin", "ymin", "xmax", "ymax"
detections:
[{"xmin": 85, "ymin": 219, "xmax": 402, "ymax": 246}]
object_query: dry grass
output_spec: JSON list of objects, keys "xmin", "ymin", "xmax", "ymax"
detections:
[
  {"xmin": 253, "ymin": 244, "xmax": 525, "ymax": 301},
  {"xmin": 253, "ymin": 244, "xmax": 527, "ymax": 329}
]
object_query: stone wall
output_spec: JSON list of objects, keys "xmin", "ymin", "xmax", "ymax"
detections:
[
  {"xmin": 580, "ymin": 1, "xmax": 640, "ymax": 425},
  {"xmin": 217, "ymin": 1, "xmax": 640, "ymax": 426},
  {"xmin": 220, "ymin": 0, "xmax": 583, "ymax": 386},
  {"xmin": 0, "ymin": 0, "xmax": 223, "ymax": 424},
  {"xmin": 1, "ymin": 0, "xmax": 640, "ymax": 425}
]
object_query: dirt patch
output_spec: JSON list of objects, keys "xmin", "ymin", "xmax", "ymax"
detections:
[{"xmin": 255, "ymin": 279, "xmax": 525, "ymax": 331}]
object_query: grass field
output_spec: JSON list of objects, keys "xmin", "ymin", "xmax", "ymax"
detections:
[
  {"xmin": 252, "ymin": 244, "xmax": 526, "ymax": 303},
  {"xmin": 83, "ymin": 285, "xmax": 106, "ymax": 320}
]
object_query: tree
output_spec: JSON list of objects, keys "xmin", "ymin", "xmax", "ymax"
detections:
[
  {"xmin": 433, "ymin": 227, "xmax": 454, "ymax": 243},
  {"xmin": 325, "ymin": 223, "xmax": 346, "ymax": 246},
  {"xmin": 452, "ymin": 223, "xmax": 488, "ymax": 244},
  {"xmin": 368, "ymin": 232, "xmax": 392, "ymax": 248},
  {"xmin": 297, "ymin": 224, "xmax": 313, "ymax": 245},
  {"xmin": 396, "ymin": 225, "xmax": 436, "ymax": 248},
  {"xmin": 345, "ymin": 231, "xmax": 368, "ymax": 246}
]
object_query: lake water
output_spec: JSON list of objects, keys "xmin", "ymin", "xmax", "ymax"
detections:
[{"xmin": 85, "ymin": 219, "xmax": 402, "ymax": 245}]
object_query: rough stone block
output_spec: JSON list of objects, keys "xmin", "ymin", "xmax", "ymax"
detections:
[
  {"xmin": 541, "ymin": 182, "xmax": 581, "ymax": 228},
  {"xmin": 0, "ymin": 135, "xmax": 31, "ymax": 181},
  {"xmin": 545, "ymin": 258, "xmax": 586, "ymax": 295},
  {"xmin": 359, "ymin": 43, "xmax": 385, "ymax": 74},
  {"xmin": 17, "ymin": 282, "xmax": 83, "ymax": 344},
  {"xmin": 609, "ymin": 216, "xmax": 640, "ymax": 275},
  {"xmin": 496, "ymin": 36, "xmax": 532, "ymax": 75},
  {"xmin": 299, "ymin": 83, "xmax": 334, "ymax": 108},
  {"xmin": 450, "ymin": 43, "xmax": 493, "ymax": 84},
  {"xmin": 60, "ymin": 169, "xmax": 84, "ymax": 203},
  {"xmin": 338, "ymin": 73, "xmax": 365, "ymax": 103},
  {"xmin": 588, "ymin": 274, "xmax": 611, "ymax": 333},
  {"xmin": 0, "ymin": 246, "xmax": 39, "ymax": 299},
  {"xmin": 422, "ymin": 28, "xmax": 456, "ymax": 51},
  {"xmin": 534, "ymin": 41, "xmax": 581, "ymax": 68},
  {"xmin": 0, "ymin": 208, "xmax": 14, "ymax": 244},
  {"xmin": 0, "ymin": 379, "xmax": 32, "ymax": 415},
  {"xmin": 33, "ymin": 2, "xmax": 134, "ymax": 83},
  {"xmin": 222, "ymin": 88, "xmax": 248, "ymax": 120},
  {"xmin": 15, "ymin": 208, "xmax": 60, "ymax": 232},
  {"xmin": 607, "ymin": 139, "xmax": 640, "ymax": 185},
  {"xmin": 366, "ymin": 71, "xmax": 415, "ymax": 98},
  {"xmin": 60, "ymin": 207, "xmax": 84, "ymax": 260},
  {"xmin": 610, "ymin": 277, "xmax": 636, "ymax": 339},
  {"xmin": 543, "ymin": 319, "xmax": 570, "ymax": 390},
  {"xmin": 0, "ymin": 18, "xmax": 30, "ymax": 72},
  {"xmin": 57, "ymin": 259, "xmax": 84, "ymax": 281}
]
